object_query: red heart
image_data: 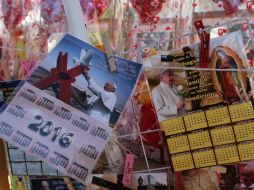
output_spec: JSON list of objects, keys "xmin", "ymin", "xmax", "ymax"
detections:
[
  {"xmin": 218, "ymin": 1, "xmax": 223, "ymax": 7},
  {"xmin": 41, "ymin": 0, "xmax": 65, "ymax": 24},
  {"xmin": 247, "ymin": 0, "xmax": 254, "ymax": 10},
  {"xmin": 218, "ymin": 28, "xmax": 228, "ymax": 36},
  {"xmin": 192, "ymin": 3, "xmax": 197, "ymax": 7},
  {"xmin": 242, "ymin": 23, "xmax": 248, "ymax": 31},
  {"xmin": 153, "ymin": 16, "xmax": 160, "ymax": 24},
  {"xmin": 130, "ymin": 0, "xmax": 165, "ymax": 23},
  {"xmin": 80, "ymin": 0, "xmax": 110, "ymax": 23},
  {"xmin": 2, "ymin": 0, "xmax": 31, "ymax": 30},
  {"xmin": 165, "ymin": 26, "xmax": 171, "ymax": 30},
  {"xmin": 133, "ymin": 43, "xmax": 138, "ymax": 49}
]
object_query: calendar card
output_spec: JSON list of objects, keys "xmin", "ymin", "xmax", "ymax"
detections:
[
  {"xmin": 0, "ymin": 34, "xmax": 142, "ymax": 184},
  {"xmin": 144, "ymin": 31, "xmax": 254, "ymax": 172}
]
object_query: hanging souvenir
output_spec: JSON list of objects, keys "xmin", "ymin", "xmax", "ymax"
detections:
[
  {"xmin": 79, "ymin": 0, "xmax": 110, "ymax": 22},
  {"xmin": 2, "ymin": 0, "xmax": 31, "ymax": 31},
  {"xmin": 130, "ymin": 0, "xmax": 166, "ymax": 23}
]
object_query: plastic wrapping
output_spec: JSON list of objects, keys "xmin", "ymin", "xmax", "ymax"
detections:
[{"xmin": 1, "ymin": 0, "xmax": 254, "ymax": 189}]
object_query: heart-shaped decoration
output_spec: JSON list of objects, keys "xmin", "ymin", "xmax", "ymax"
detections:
[
  {"xmin": 40, "ymin": 0, "xmax": 66, "ymax": 24},
  {"xmin": 242, "ymin": 23, "xmax": 248, "ymax": 31},
  {"xmin": 218, "ymin": 28, "xmax": 228, "ymax": 36},
  {"xmin": 2, "ymin": 0, "xmax": 31, "ymax": 30},
  {"xmin": 246, "ymin": 0, "xmax": 254, "ymax": 10},
  {"xmin": 130, "ymin": 0, "xmax": 166, "ymax": 23},
  {"xmin": 217, "ymin": 0, "xmax": 223, "ymax": 7},
  {"xmin": 165, "ymin": 26, "xmax": 171, "ymax": 30},
  {"xmin": 153, "ymin": 16, "xmax": 160, "ymax": 24},
  {"xmin": 80, "ymin": 0, "xmax": 110, "ymax": 23},
  {"xmin": 192, "ymin": 2, "xmax": 197, "ymax": 7},
  {"xmin": 213, "ymin": 0, "xmax": 243, "ymax": 15}
]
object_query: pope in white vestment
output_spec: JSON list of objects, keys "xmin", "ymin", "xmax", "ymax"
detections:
[
  {"xmin": 82, "ymin": 70, "xmax": 117, "ymax": 125},
  {"xmin": 85, "ymin": 78, "xmax": 117, "ymax": 124},
  {"xmin": 151, "ymin": 69, "xmax": 185, "ymax": 122}
]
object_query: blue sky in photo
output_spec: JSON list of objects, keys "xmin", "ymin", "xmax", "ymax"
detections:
[{"xmin": 40, "ymin": 34, "xmax": 142, "ymax": 110}]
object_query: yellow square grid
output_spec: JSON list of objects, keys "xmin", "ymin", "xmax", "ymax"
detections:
[
  {"xmin": 184, "ymin": 111, "xmax": 208, "ymax": 131},
  {"xmin": 210, "ymin": 126, "xmax": 235, "ymax": 146},
  {"xmin": 238, "ymin": 142, "xmax": 254, "ymax": 161},
  {"xmin": 162, "ymin": 117, "xmax": 185, "ymax": 136},
  {"xmin": 205, "ymin": 107, "xmax": 231, "ymax": 127},
  {"xmin": 234, "ymin": 122, "xmax": 254, "ymax": 142},
  {"xmin": 171, "ymin": 153, "xmax": 194, "ymax": 171},
  {"xmin": 228, "ymin": 101, "xmax": 254, "ymax": 122},
  {"xmin": 215, "ymin": 145, "xmax": 239, "ymax": 164},
  {"xmin": 192, "ymin": 149, "xmax": 216, "ymax": 168},
  {"xmin": 188, "ymin": 130, "xmax": 212, "ymax": 150},
  {"xmin": 167, "ymin": 135, "xmax": 190, "ymax": 154}
]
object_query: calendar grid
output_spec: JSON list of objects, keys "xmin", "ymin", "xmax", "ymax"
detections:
[
  {"xmin": 161, "ymin": 101, "xmax": 254, "ymax": 172},
  {"xmin": 227, "ymin": 104, "xmax": 242, "ymax": 164},
  {"xmin": 203, "ymin": 109, "xmax": 218, "ymax": 166}
]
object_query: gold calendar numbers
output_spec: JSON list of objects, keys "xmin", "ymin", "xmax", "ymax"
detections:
[
  {"xmin": 238, "ymin": 142, "xmax": 254, "ymax": 161},
  {"xmin": 229, "ymin": 101, "xmax": 254, "ymax": 122},
  {"xmin": 210, "ymin": 126, "xmax": 235, "ymax": 146},
  {"xmin": 234, "ymin": 122, "xmax": 254, "ymax": 142},
  {"xmin": 188, "ymin": 130, "xmax": 212, "ymax": 150},
  {"xmin": 192, "ymin": 149, "xmax": 216, "ymax": 168},
  {"xmin": 161, "ymin": 117, "xmax": 185, "ymax": 136},
  {"xmin": 215, "ymin": 145, "xmax": 239, "ymax": 164},
  {"xmin": 171, "ymin": 152, "xmax": 194, "ymax": 171},
  {"xmin": 167, "ymin": 135, "xmax": 190, "ymax": 154},
  {"xmin": 205, "ymin": 107, "xmax": 230, "ymax": 127},
  {"xmin": 184, "ymin": 111, "xmax": 207, "ymax": 131}
]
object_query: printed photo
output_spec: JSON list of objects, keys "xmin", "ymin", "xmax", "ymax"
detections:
[
  {"xmin": 27, "ymin": 35, "xmax": 142, "ymax": 126},
  {"xmin": 143, "ymin": 31, "xmax": 254, "ymax": 173},
  {"xmin": 144, "ymin": 31, "xmax": 253, "ymax": 123}
]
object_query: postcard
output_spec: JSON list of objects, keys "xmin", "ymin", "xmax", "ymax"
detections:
[
  {"xmin": 0, "ymin": 34, "xmax": 142, "ymax": 184},
  {"xmin": 27, "ymin": 34, "xmax": 142, "ymax": 126},
  {"xmin": 144, "ymin": 31, "xmax": 254, "ymax": 172}
]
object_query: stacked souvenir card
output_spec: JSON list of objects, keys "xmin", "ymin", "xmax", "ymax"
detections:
[{"xmin": 0, "ymin": 34, "xmax": 142, "ymax": 183}]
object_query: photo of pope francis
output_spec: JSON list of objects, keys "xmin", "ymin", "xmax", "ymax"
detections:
[
  {"xmin": 151, "ymin": 69, "xmax": 185, "ymax": 122},
  {"xmin": 80, "ymin": 68, "xmax": 117, "ymax": 125}
]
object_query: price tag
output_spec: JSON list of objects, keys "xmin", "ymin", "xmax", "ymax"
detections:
[{"xmin": 123, "ymin": 154, "xmax": 135, "ymax": 185}]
